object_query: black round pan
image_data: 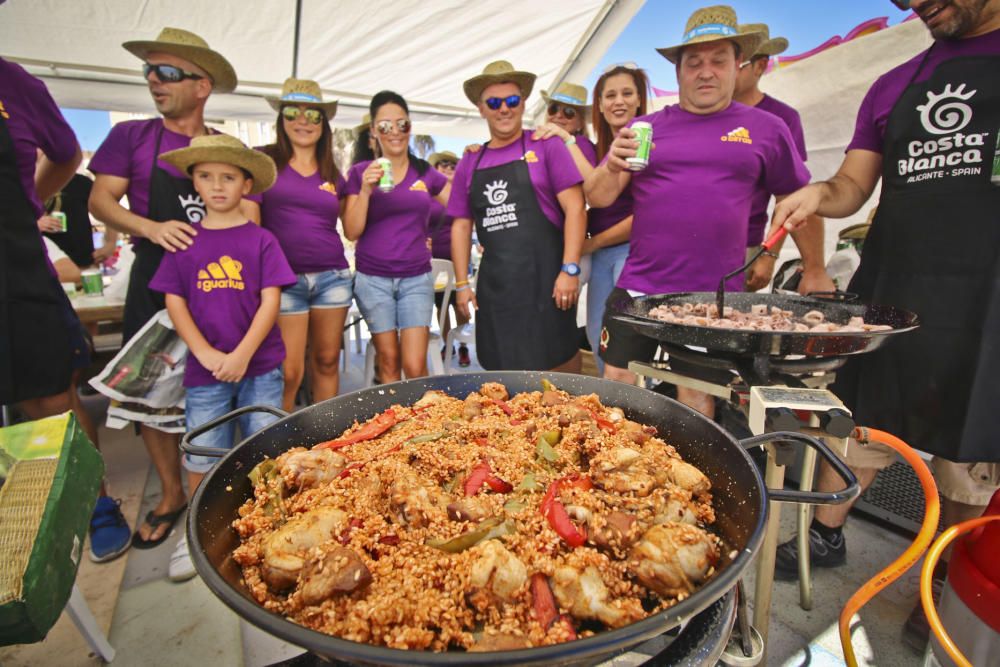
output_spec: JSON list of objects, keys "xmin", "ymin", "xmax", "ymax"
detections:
[
  {"xmin": 610, "ymin": 291, "xmax": 919, "ymax": 358},
  {"xmin": 182, "ymin": 372, "xmax": 858, "ymax": 666}
]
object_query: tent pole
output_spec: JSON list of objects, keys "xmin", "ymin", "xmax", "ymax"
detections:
[{"xmin": 292, "ymin": 0, "xmax": 303, "ymax": 77}]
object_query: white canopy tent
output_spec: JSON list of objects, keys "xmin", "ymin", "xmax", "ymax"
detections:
[{"xmin": 0, "ymin": 0, "xmax": 645, "ymax": 138}]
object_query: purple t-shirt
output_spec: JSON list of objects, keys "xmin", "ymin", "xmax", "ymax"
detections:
[
  {"xmin": 149, "ymin": 222, "xmax": 296, "ymax": 387},
  {"xmin": 577, "ymin": 135, "xmax": 598, "ymax": 167},
  {"xmin": 344, "ymin": 161, "xmax": 447, "ymax": 277},
  {"xmin": 428, "ymin": 198, "xmax": 453, "ymax": 260},
  {"xmin": 746, "ymin": 94, "xmax": 808, "ymax": 246},
  {"xmin": 588, "ymin": 184, "xmax": 633, "ymax": 237},
  {"xmin": 617, "ymin": 103, "xmax": 811, "ymax": 295},
  {"xmin": 0, "ymin": 59, "xmax": 78, "ymax": 218},
  {"xmin": 447, "ymin": 132, "xmax": 582, "ymax": 229},
  {"xmin": 89, "ymin": 118, "xmax": 203, "ymax": 220},
  {"xmin": 260, "ymin": 164, "xmax": 348, "ymax": 273},
  {"xmin": 849, "ymin": 29, "xmax": 1000, "ymax": 153}
]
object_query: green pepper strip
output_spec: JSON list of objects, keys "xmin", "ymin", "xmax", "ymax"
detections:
[
  {"xmin": 406, "ymin": 431, "xmax": 447, "ymax": 445},
  {"xmin": 426, "ymin": 518, "xmax": 513, "ymax": 553},
  {"xmin": 541, "ymin": 379, "xmax": 558, "ymax": 392},
  {"xmin": 536, "ymin": 436, "xmax": 559, "ymax": 462}
]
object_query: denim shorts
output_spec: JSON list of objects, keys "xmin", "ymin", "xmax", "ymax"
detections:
[
  {"xmin": 354, "ymin": 270, "xmax": 434, "ymax": 334},
  {"xmin": 280, "ymin": 268, "xmax": 354, "ymax": 315},
  {"xmin": 183, "ymin": 366, "xmax": 283, "ymax": 473}
]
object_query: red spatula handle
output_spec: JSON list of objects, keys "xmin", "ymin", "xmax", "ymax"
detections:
[{"xmin": 761, "ymin": 225, "xmax": 789, "ymax": 252}]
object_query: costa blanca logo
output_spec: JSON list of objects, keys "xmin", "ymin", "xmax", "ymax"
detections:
[
  {"xmin": 179, "ymin": 193, "xmax": 206, "ymax": 222},
  {"xmin": 484, "ymin": 180, "xmax": 509, "ymax": 205},
  {"xmin": 917, "ymin": 84, "xmax": 976, "ymax": 135}
]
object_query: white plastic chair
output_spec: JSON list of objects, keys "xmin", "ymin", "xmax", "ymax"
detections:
[
  {"xmin": 361, "ymin": 260, "xmax": 454, "ymax": 386},
  {"xmin": 341, "ymin": 305, "xmax": 363, "ymax": 370},
  {"xmin": 443, "ymin": 266, "xmax": 476, "ymax": 373}
]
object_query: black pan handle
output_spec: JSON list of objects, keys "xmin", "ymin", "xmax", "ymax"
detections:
[
  {"xmin": 180, "ymin": 405, "xmax": 288, "ymax": 457},
  {"xmin": 739, "ymin": 431, "xmax": 860, "ymax": 505},
  {"xmin": 806, "ymin": 290, "xmax": 858, "ymax": 303}
]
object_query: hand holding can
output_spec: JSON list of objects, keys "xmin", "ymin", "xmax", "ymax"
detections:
[
  {"xmin": 627, "ymin": 122, "xmax": 653, "ymax": 171},
  {"xmin": 377, "ymin": 157, "xmax": 394, "ymax": 193}
]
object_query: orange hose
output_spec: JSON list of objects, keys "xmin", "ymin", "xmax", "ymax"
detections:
[
  {"xmin": 920, "ymin": 515, "xmax": 1000, "ymax": 667},
  {"xmin": 838, "ymin": 427, "xmax": 940, "ymax": 667}
]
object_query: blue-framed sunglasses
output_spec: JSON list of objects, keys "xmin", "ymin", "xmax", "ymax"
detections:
[
  {"xmin": 484, "ymin": 95, "xmax": 522, "ymax": 110},
  {"xmin": 143, "ymin": 63, "xmax": 204, "ymax": 83},
  {"xmin": 890, "ymin": 0, "xmax": 911, "ymax": 9}
]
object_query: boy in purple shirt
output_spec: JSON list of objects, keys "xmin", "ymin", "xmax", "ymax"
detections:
[{"xmin": 150, "ymin": 134, "xmax": 294, "ymax": 581}]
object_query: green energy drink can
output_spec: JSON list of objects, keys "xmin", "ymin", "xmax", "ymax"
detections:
[
  {"xmin": 81, "ymin": 269, "xmax": 103, "ymax": 296},
  {"xmin": 991, "ymin": 131, "xmax": 1000, "ymax": 186},
  {"xmin": 51, "ymin": 211, "xmax": 68, "ymax": 232},
  {"xmin": 627, "ymin": 121, "xmax": 653, "ymax": 171},
  {"xmin": 377, "ymin": 157, "xmax": 394, "ymax": 193}
]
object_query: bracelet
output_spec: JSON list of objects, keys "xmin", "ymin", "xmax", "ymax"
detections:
[
  {"xmin": 456, "ymin": 284, "xmax": 471, "ymax": 293},
  {"xmin": 454, "ymin": 279, "xmax": 469, "ymax": 287},
  {"xmin": 564, "ymin": 135, "xmax": 576, "ymax": 146},
  {"xmin": 761, "ymin": 250, "xmax": 779, "ymax": 259}
]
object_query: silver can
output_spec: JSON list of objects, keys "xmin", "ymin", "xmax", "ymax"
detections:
[
  {"xmin": 626, "ymin": 121, "xmax": 653, "ymax": 171},
  {"xmin": 377, "ymin": 157, "xmax": 394, "ymax": 193}
]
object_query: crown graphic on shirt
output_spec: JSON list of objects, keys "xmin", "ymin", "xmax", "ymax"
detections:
[
  {"xmin": 318, "ymin": 182, "xmax": 338, "ymax": 195},
  {"xmin": 409, "ymin": 180, "xmax": 428, "ymax": 192},
  {"xmin": 721, "ymin": 126, "xmax": 752, "ymax": 145},
  {"xmin": 523, "ymin": 150, "xmax": 539, "ymax": 163},
  {"xmin": 196, "ymin": 255, "xmax": 244, "ymax": 293},
  {"xmin": 0, "ymin": 101, "xmax": 8, "ymax": 120}
]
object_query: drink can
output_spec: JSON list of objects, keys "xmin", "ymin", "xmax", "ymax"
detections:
[
  {"xmin": 991, "ymin": 130, "xmax": 1000, "ymax": 186},
  {"xmin": 81, "ymin": 269, "xmax": 103, "ymax": 296},
  {"xmin": 51, "ymin": 211, "xmax": 68, "ymax": 232},
  {"xmin": 377, "ymin": 157, "xmax": 394, "ymax": 193},
  {"xmin": 627, "ymin": 121, "xmax": 653, "ymax": 171}
]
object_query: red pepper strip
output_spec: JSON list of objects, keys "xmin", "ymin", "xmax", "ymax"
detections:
[
  {"xmin": 546, "ymin": 498, "xmax": 587, "ymax": 547},
  {"xmin": 559, "ymin": 474, "xmax": 593, "ymax": 492},
  {"xmin": 313, "ymin": 409, "xmax": 397, "ymax": 450},
  {"xmin": 540, "ymin": 480, "xmax": 559, "ymax": 517},
  {"xmin": 463, "ymin": 461, "xmax": 492, "ymax": 497},
  {"xmin": 485, "ymin": 474, "xmax": 513, "ymax": 494},
  {"xmin": 378, "ymin": 535, "xmax": 400, "ymax": 545},
  {"xmin": 555, "ymin": 615, "xmax": 578, "ymax": 640},
  {"xmin": 474, "ymin": 437, "xmax": 489, "ymax": 447},
  {"xmin": 336, "ymin": 462, "xmax": 364, "ymax": 479},
  {"xmin": 588, "ymin": 409, "xmax": 617, "ymax": 433},
  {"xmin": 491, "ymin": 399, "xmax": 513, "ymax": 416},
  {"xmin": 530, "ymin": 573, "xmax": 559, "ymax": 629},
  {"xmin": 338, "ymin": 518, "xmax": 364, "ymax": 545}
]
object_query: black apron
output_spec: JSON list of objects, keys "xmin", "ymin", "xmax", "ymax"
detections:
[
  {"xmin": 834, "ymin": 50, "xmax": 1000, "ymax": 463},
  {"xmin": 0, "ymin": 111, "xmax": 73, "ymax": 403},
  {"xmin": 470, "ymin": 134, "xmax": 578, "ymax": 370},
  {"xmin": 121, "ymin": 122, "xmax": 206, "ymax": 343}
]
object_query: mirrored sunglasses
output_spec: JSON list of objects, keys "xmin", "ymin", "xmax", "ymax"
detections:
[
  {"xmin": 436, "ymin": 161, "xmax": 457, "ymax": 170},
  {"xmin": 484, "ymin": 95, "xmax": 522, "ymax": 111},
  {"xmin": 143, "ymin": 63, "xmax": 204, "ymax": 83},
  {"xmin": 547, "ymin": 103, "xmax": 578, "ymax": 119},
  {"xmin": 375, "ymin": 118, "xmax": 412, "ymax": 135},
  {"xmin": 602, "ymin": 61, "xmax": 639, "ymax": 74},
  {"xmin": 281, "ymin": 107, "xmax": 324, "ymax": 124}
]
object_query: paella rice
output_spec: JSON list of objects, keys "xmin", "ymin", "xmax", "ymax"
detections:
[{"xmin": 232, "ymin": 381, "xmax": 721, "ymax": 651}]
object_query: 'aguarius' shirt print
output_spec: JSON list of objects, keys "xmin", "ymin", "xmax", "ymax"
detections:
[
  {"xmin": 149, "ymin": 222, "xmax": 296, "ymax": 387},
  {"xmin": 344, "ymin": 161, "xmax": 447, "ymax": 278}
]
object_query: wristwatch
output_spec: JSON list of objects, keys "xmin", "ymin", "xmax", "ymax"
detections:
[{"xmin": 560, "ymin": 262, "xmax": 581, "ymax": 276}]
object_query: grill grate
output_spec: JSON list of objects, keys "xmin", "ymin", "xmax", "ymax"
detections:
[{"xmin": 853, "ymin": 460, "xmax": 945, "ymax": 535}]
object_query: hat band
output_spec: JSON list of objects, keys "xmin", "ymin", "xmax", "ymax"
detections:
[
  {"xmin": 281, "ymin": 92, "xmax": 322, "ymax": 103},
  {"xmin": 550, "ymin": 93, "xmax": 586, "ymax": 106},
  {"xmin": 683, "ymin": 23, "xmax": 737, "ymax": 43}
]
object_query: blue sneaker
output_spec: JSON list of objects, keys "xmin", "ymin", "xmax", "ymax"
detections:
[{"xmin": 89, "ymin": 496, "xmax": 132, "ymax": 563}]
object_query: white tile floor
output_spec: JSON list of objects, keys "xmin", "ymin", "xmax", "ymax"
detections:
[{"xmin": 2, "ymin": 332, "xmax": 928, "ymax": 666}]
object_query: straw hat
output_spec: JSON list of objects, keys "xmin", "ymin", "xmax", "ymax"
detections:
[
  {"xmin": 123, "ymin": 27, "xmax": 237, "ymax": 94},
  {"xmin": 656, "ymin": 6, "xmax": 765, "ymax": 64},
  {"xmin": 159, "ymin": 134, "xmax": 277, "ymax": 194},
  {"xmin": 428, "ymin": 151, "xmax": 459, "ymax": 168},
  {"xmin": 541, "ymin": 82, "xmax": 591, "ymax": 112},
  {"xmin": 265, "ymin": 78, "xmax": 338, "ymax": 117},
  {"xmin": 739, "ymin": 23, "xmax": 789, "ymax": 59},
  {"xmin": 463, "ymin": 60, "xmax": 536, "ymax": 106},
  {"xmin": 839, "ymin": 222, "xmax": 871, "ymax": 241},
  {"xmin": 353, "ymin": 113, "xmax": 371, "ymax": 137}
]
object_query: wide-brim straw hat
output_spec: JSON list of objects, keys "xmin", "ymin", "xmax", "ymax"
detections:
[
  {"xmin": 739, "ymin": 23, "xmax": 789, "ymax": 59},
  {"xmin": 656, "ymin": 5, "xmax": 765, "ymax": 64},
  {"xmin": 265, "ymin": 78, "xmax": 338, "ymax": 117},
  {"xmin": 353, "ymin": 113, "xmax": 371, "ymax": 137},
  {"xmin": 541, "ymin": 82, "xmax": 592, "ymax": 113},
  {"xmin": 463, "ymin": 60, "xmax": 536, "ymax": 106},
  {"xmin": 159, "ymin": 134, "xmax": 277, "ymax": 194},
  {"xmin": 428, "ymin": 151, "xmax": 460, "ymax": 167},
  {"xmin": 123, "ymin": 27, "xmax": 237, "ymax": 94},
  {"xmin": 839, "ymin": 222, "xmax": 871, "ymax": 241}
]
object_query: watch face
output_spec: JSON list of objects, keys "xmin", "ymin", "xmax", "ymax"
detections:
[{"xmin": 563, "ymin": 263, "xmax": 580, "ymax": 276}]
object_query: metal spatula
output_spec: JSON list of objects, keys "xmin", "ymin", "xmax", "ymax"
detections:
[{"xmin": 716, "ymin": 225, "xmax": 789, "ymax": 318}]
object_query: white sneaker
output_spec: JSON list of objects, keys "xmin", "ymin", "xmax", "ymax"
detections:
[{"xmin": 168, "ymin": 534, "xmax": 197, "ymax": 582}]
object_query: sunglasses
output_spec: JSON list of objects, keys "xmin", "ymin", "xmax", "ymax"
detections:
[
  {"xmin": 281, "ymin": 106, "xmax": 324, "ymax": 124},
  {"xmin": 547, "ymin": 103, "xmax": 578, "ymax": 119},
  {"xmin": 143, "ymin": 63, "xmax": 204, "ymax": 83},
  {"xmin": 484, "ymin": 95, "xmax": 522, "ymax": 111},
  {"xmin": 375, "ymin": 118, "xmax": 412, "ymax": 135},
  {"xmin": 436, "ymin": 161, "xmax": 457, "ymax": 170},
  {"xmin": 602, "ymin": 61, "xmax": 639, "ymax": 74},
  {"xmin": 890, "ymin": 0, "xmax": 911, "ymax": 8}
]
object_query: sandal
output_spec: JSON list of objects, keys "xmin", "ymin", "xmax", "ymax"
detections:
[{"xmin": 131, "ymin": 503, "xmax": 188, "ymax": 550}]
